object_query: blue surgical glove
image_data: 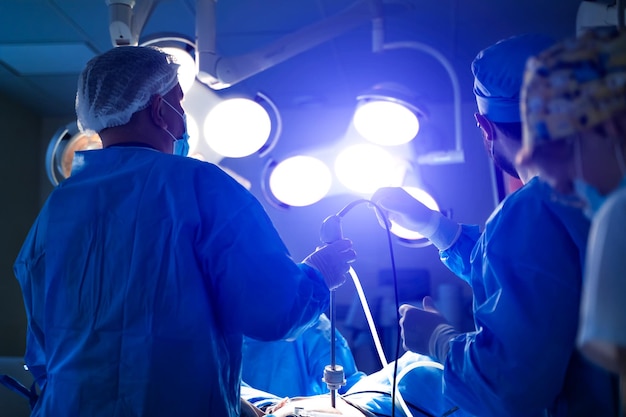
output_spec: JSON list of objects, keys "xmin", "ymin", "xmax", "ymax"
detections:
[
  {"xmin": 303, "ymin": 239, "xmax": 356, "ymax": 290},
  {"xmin": 399, "ymin": 297, "xmax": 460, "ymax": 363},
  {"xmin": 371, "ymin": 187, "xmax": 461, "ymax": 250}
]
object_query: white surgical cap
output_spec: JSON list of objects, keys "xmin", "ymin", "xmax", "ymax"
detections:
[
  {"xmin": 472, "ymin": 34, "xmax": 554, "ymax": 123},
  {"xmin": 76, "ymin": 46, "xmax": 180, "ymax": 135}
]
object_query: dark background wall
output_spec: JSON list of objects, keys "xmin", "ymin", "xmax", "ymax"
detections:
[
  {"xmin": 0, "ymin": 93, "xmax": 41, "ymax": 355},
  {"xmin": 0, "ymin": 94, "xmax": 62, "ymax": 356}
]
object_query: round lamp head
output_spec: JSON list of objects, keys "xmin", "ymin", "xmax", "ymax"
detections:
[
  {"xmin": 46, "ymin": 122, "xmax": 102, "ymax": 186},
  {"xmin": 353, "ymin": 98, "xmax": 420, "ymax": 145},
  {"xmin": 203, "ymin": 98, "xmax": 272, "ymax": 158},
  {"xmin": 268, "ymin": 156, "xmax": 332, "ymax": 207}
]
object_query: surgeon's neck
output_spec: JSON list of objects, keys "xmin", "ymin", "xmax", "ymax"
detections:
[{"xmin": 517, "ymin": 165, "xmax": 539, "ymax": 185}]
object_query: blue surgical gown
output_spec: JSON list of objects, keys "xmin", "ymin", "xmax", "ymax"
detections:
[
  {"xmin": 13, "ymin": 146, "xmax": 330, "ymax": 417},
  {"xmin": 439, "ymin": 177, "xmax": 618, "ymax": 417},
  {"xmin": 241, "ymin": 313, "xmax": 365, "ymax": 397}
]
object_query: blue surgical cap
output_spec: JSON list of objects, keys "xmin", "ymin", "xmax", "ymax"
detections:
[{"xmin": 472, "ymin": 34, "xmax": 555, "ymax": 123}]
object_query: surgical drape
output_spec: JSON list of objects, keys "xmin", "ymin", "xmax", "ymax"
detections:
[{"xmin": 241, "ymin": 313, "xmax": 365, "ymax": 397}]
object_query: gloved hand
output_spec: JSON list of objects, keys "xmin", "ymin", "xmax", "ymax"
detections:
[
  {"xmin": 303, "ymin": 238, "xmax": 356, "ymax": 290},
  {"xmin": 371, "ymin": 187, "xmax": 461, "ymax": 250},
  {"xmin": 399, "ymin": 297, "xmax": 458, "ymax": 362},
  {"xmin": 372, "ymin": 187, "xmax": 439, "ymax": 234}
]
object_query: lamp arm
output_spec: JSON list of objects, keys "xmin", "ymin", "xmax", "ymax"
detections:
[
  {"xmin": 196, "ymin": 0, "xmax": 382, "ymax": 89},
  {"xmin": 106, "ymin": 0, "xmax": 159, "ymax": 46},
  {"xmin": 130, "ymin": 0, "xmax": 159, "ymax": 45},
  {"xmin": 382, "ymin": 41, "xmax": 465, "ymax": 164}
]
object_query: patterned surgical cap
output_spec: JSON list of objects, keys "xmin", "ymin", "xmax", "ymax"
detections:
[{"xmin": 520, "ymin": 27, "xmax": 626, "ymax": 158}]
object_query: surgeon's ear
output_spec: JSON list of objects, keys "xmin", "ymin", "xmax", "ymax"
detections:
[
  {"xmin": 149, "ymin": 95, "xmax": 168, "ymax": 129},
  {"xmin": 474, "ymin": 113, "xmax": 494, "ymax": 142}
]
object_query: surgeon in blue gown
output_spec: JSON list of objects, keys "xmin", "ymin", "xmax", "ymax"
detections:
[
  {"xmin": 242, "ymin": 313, "xmax": 366, "ymax": 398},
  {"xmin": 13, "ymin": 46, "xmax": 356, "ymax": 417},
  {"xmin": 372, "ymin": 34, "xmax": 619, "ymax": 416},
  {"xmin": 515, "ymin": 27, "xmax": 626, "ymax": 415}
]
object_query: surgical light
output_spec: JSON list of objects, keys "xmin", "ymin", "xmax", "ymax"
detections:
[
  {"xmin": 334, "ymin": 144, "xmax": 406, "ymax": 195},
  {"xmin": 353, "ymin": 99, "xmax": 419, "ymax": 145},
  {"xmin": 139, "ymin": 35, "xmax": 196, "ymax": 93},
  {"xmin": 267, "ymin": 156, "xmax": 332, "ymax": 207},
  {"xmin": 196, "ymin": 0, "xmax": 379, "ymax": 90},
  {"xmin": 375, "ymin": 41, "xmax": 466, "ymax": 164},
  {"xmin": 46, "ymin": 121, "xmax": 102, "ymax": 186},
  {"xmin": 353, "ymin": 84, "xmax": 423, "ymax": 146},
  {"xmin": 162, "ymin": 46, "xmax": 195, "ymax": 93},
  {"xmin": 203, "ymin": 97, "xmax": 273, "ymax": 158}
]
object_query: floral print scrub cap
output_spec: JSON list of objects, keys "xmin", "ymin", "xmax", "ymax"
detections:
[{"xmin": 519, "ymin": 27, "xmax": 626, "ymax": 160}]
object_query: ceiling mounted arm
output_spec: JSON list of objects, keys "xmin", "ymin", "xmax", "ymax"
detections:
[
  {"xmin": 196, "ymin": 0, "xmax": 383, "ymax": 90},
  {"xmin": 106, "ymin": 0, "xmax": 159, "ymax": 46}
]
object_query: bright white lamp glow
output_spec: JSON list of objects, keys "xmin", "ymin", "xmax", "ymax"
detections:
[
  {"xmin": 335, "ymin": 144, "xmax": 406, "ymax": 194},
  {"xmin": 389, "ymin": 186, "xmax": 440, "ymax": 241},
  {"xmin": 269, "ymin": 156, "xmax": 332, "ymax": 207},
  {"xmin": 203, "ymin": 98, "xmax": 271, "ymax": 158},
  {"xmin": 353, "ymin": 100, "xmax": 420, "ymax": 146},
  {"xmin": 161, "ymin": 47, "xmax": 196, "ymax": 93}
]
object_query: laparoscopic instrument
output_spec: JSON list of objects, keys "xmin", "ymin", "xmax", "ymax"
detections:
[{"xmin": 319, "ymin": 199, "xmax": 417, "ymax": 417}]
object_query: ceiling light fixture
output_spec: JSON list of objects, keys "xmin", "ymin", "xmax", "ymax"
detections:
[
  {"xmin": 202, "ymin": 91, "xmax": 282, "ymax": 158},
  {"xmin": 262, "ymin": 155, "xmax": 333, "ymax": 208},
  {"xmin": 195, "ymin": 0, "xmax": 382, "ymax": 89},
  {"xmin": 353, "ymin": 83, "xmax": 425, "ymax": 146},
  {"xmin": 193, "ymin": 0, "xmax": 463, "ymax": 165},
  {"xmin": 373, "ymin": 40, "xmax": 465, "ymax": 165},
  {"xmin": 106, "ymin": 0, "xmax": 158, "ymax": 47},
  {"xmin": 46, "ymin": 121, "xmax": 102, "ymax": 186}
]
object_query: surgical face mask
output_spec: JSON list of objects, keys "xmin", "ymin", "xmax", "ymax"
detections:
[
  {"xmin": 573, "ymin": 179, "xmax": 605, "ymax": 219},
  {"xmin": 572, "ymin": 138, "xmax": 626, "ymax": 219},
  {"xmin": 162, "ymin": 99, "xmax": 190, "ymax": 157}
]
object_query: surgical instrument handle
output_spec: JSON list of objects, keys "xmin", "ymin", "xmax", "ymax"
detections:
[{"xmin": 320, "ymin": 214, "xmax": 343, "ymax": 244}]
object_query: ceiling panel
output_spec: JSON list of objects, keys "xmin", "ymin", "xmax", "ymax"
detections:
[{"xmin": 0, "ymin": 0, "xmax": 585, "ymax": 117}]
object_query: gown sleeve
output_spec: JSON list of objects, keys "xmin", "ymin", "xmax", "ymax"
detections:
[
  {"xmin": 193, "ymin": 164, "xmax": 330, "ymax": 342},
  {"xmin": 439, "ymin": 223, "xmax": 482, "ymax": 284}
]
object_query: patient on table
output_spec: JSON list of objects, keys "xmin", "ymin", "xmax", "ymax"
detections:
[
  {"xmin": 241, "ymin": 352, "xmax": 469, "ymax": 417},
  {"xmin": 242, "ymin": 313, "xmax": 366, "ymax": 397}
]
